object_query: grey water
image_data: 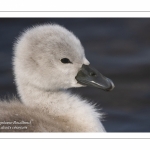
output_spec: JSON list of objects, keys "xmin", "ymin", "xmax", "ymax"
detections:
[{"xmin": 0, "ymin": 18, "xmax": 150, "ymax": 132}]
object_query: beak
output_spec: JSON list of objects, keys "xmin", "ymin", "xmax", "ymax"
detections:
[{"xmin": 75, "ymin": 64, "xmax": 115, "ymax": 91}]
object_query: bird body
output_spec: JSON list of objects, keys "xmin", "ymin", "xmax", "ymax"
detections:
[{"xmin": 0, "ymin": 24, "xmax": 114, "ymax": 132}]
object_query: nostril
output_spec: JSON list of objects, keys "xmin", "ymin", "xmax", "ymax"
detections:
[{"xmin": 89, "ymin": 72, "xmax": 96, "ymax": 76}]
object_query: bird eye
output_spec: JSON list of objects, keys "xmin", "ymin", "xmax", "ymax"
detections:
[{"xmin": 61, "ymin": 58, "xmax": 72, "ymax": 64}]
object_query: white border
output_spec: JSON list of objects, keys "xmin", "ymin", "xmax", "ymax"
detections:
[
  {"xmin": 0, "ymin": 133, "xmax": 150, "ymax": 139},
  {"xmin": 0, "ymin": 12, "xmax": 150, "ymax": 18},
  {"xmin": 0, "ymin": 0, "xmax": 150, "ymax": 11},
  {"xmin": 1, "ymin": 138, "xmax": 149, "ymax": 150}
]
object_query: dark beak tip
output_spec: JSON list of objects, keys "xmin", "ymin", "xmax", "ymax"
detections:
[
  {"xmin": 105, "ymin": 85, "xmax": 115, "ymax": 92},
  {"xmin": 105, "ymin": 78, "xmax": 115, "ymax": 91}
]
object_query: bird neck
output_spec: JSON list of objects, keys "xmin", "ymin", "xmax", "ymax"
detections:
[{"xmin": 18, "ymin": 83, "xmax": 105, "ymax": 132}]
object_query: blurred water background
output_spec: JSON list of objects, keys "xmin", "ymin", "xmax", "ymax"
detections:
[{"xmin": 0, "ymin": 18, "xmax": 150, "ymax": 132}]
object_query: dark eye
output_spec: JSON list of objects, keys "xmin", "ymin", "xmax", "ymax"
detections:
[{"xmin": 61, "ymin": 58, "xmax": 72, "ymax": 64}]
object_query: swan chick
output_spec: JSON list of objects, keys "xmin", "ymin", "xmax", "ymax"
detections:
[{"xmin": 0, "ymin": 24, "xmax": 114, "ymax": 132}]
